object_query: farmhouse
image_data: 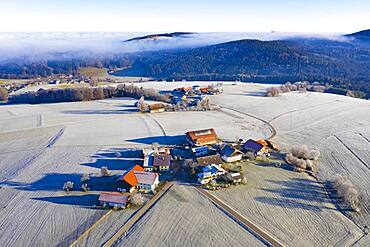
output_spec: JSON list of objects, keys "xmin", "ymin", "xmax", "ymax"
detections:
[
  {"xmin": 196, "ymin": 154, "xmax": 224, "ymax": 166},
  {"xmin": 148, "ymin": 103, "xmax": 166, "ymax": 113},
  {"xmin": 197, "ymin": 164, "xmax": 226, "ymax": 184},
  {"xmin": 153, "ymin": 154, "xmax": 172, "ymax": 171},
  {"xmin": 220, "ymin": 145, "xmax": 243, "ymax": 163},
  {"xmin": 135, "ymin": 171, "xmax": 160, "ymax": 192},
  {"xmin": 242, "ymin": 139, "xmax": 269, "ymax": 156},
  {"xmin": 98, "ymin": 192, "xmax": 129, "ymax": 209},
  {"xmin": 116, "ymin": 165, "xmax": 159, "ymax": 193},
  {"xmin": 191, "ymin": 146, "xmax": 210, "ymax": 157},
  {"xmin": 186, "ymin": 128, "xmax": 219, "ymax": 146}
]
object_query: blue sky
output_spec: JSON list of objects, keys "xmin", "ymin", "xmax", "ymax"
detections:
[{"xmin": 0, "ymin": 0, "xmax": 369, "ymax": 32}]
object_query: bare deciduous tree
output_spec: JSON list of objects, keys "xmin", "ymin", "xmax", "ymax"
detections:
[
  {"xmin": 63, "ymin": 181, "xmax": 74, "ymax": 192},
  {"xmin": 80, "ymin": 173, "xmax": 90, "ymax": 183},
  {"xmin": 333, "ymin": 174, "xmax": 360, "ymax": 212},
  {"xmin": 130, "ymin": 193, "xmax": 146, "ymax": 207},
  {"xmin": 101, "ymin": 166, "xmax": 110, "ymax": 176}
]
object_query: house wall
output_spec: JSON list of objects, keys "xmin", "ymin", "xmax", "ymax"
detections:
[{"xmin": 222, "ymin": 154, "xmax": 242, "ymax": 163}]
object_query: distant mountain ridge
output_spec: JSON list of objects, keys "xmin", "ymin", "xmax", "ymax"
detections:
[
  {"xmin": 345, "ymin": 29, "xmax": 370, "ymax": 39},
  {"xmin": 124, "ymin": 32, "xmax": 194, "ymax": 42}
]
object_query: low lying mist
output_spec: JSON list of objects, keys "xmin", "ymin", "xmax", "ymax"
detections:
[{"xmin": 0, "ymin": 32, "xmax": 347, "ymax": 62}]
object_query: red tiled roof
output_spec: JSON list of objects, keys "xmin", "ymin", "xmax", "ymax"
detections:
[
  {"xmin": 98, "ymin": 192, "xmax": 129, "ymax": 204},
  {"xmin": 122, "ymin": 165, "xmax": 144, "ymax": 187},
  {"xmin": 149, "ymin": 103, "xmax": 166, "ymax": 111},
  {"xmin": 186, "ymin": 128, "xmax": 218, "ymax": 145}
]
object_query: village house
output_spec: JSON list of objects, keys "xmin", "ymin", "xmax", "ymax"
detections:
[
  {"xmin": 220, "ymin": 145, "xmax": 243, "ymax": 163},
  {"xmin": 153, "ymin": 154, "xmax": 172, "ymax": 171},
  {"xmin": 185, "ymin": 128, "xmax": 219, "ymax": 146},
  {"xmin": 196, "ymin": 154, "xmax": 224, "ymax": 166},
  {"xmin": 116, "ymin": 165, "xmax": 159, "ymax": 193},
  {"xmin": 148, "ymin": 103, "xmax": 166, "ymax": 113},
  {"xmin": 191, "ymin": 146, "xmax": 210, "ymax": 157},
  {"xmin": 98, "ymin": 192, "xmax": 130, "ymax": 209},
  {"xmin": 197, "ymin": 164, "xmax": 226, "ymax": 184},
  {"xmin": 242, "ymin": 139, "xmax": 270, "ymax": 156},
  {"xmin": 134, "ymin": 171, "xmax": 160, "ymax": 192}
]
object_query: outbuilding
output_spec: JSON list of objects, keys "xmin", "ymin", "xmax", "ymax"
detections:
[{"xmin": 98, "ymin": 192, "xmax": 129, "ymax": 209}]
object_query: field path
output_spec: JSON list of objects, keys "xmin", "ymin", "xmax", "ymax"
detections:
[
  {"xmin": 102, "ymin": 182, "xmax": 174, "ymax": 247},
  {"xmin": 219, "ymin": 107, "xmax": 277, "ymax": 140},
  {"xmin": 333, "ymin": 135, "xmax": 370, "ymax": 170},
  {"xmin": 194, "ymin": 186, "xmax": 284, "ymax": 247}
]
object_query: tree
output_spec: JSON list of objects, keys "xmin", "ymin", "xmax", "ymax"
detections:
[
  {"xmin": 80, "ymin": 173, "xmax": 90, "ymax": 183},
  {"xmin": 0, "ymin": 88, "xmax": 8, "ymax": 101},
  {"xmin": 137, "ymin": 96, "xmax": 148, "ymax": 112},
  {"xmin": 101, "ymin": 166, "xmax": 110, "ymax": 176},
  {"xmin": 130, "ymin": 193, "xmax": 146, "ymax": 207},
  {"xmin": 63, "ymin": 181, "xmax": 74, "ymax": 192}
]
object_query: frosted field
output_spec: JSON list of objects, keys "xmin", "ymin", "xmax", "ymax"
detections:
[
  {"xmin": 115, "ymin": 184, "xmax": 266, "ymax": 247},
  {"xmin": 0, "ymin": 81, "xmax": 369, "ymax": 246}
]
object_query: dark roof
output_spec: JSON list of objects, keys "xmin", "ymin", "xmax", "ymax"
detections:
[
  {"xmin": 153, "ymin": 154, "xmax": 171, "ymax": 167},
  {"xmin": 196, "ymin": 154, "xmax": 223, "ymax": 166},
  {"xmin": 221, "ymin": 145, "xmax": 242, "ymax": 157},
  {"xmin": 192, "ymin": 146, "xmax": 209, "ymax": 153},
  {"xmin": 242, "ymin": 139, "xmax": 263, "ymax": 153}
]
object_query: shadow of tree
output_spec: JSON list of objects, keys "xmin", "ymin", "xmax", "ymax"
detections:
[
  {"xmin": 255, "ymin": 178, "xmax": 334, "ymax": 211},
  {"xmin": 126, "ymin": 135, "xmax": 186, "ymax": 145},
  {"xmin": 4, "ymin": 173, "xmax": 119, "ymax": 192},
  {"xmin": 61, "ymin": 109, "xmax": 139, "ymax": 115},
  {"xmin": 33, "ymin": 194, "xmax": 99, "ymax": 207}
]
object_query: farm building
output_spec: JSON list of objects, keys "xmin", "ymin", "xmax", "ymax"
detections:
[
  {"xmin": 220, "ymin": 145, "xmax": 243, "ymax": 163},
  {"xmin": 98, "ymin": 192, "xmax": 129, "ymax": 209},
  {"xmin": 153, "ymin": 154, "xmax": 172, "ymax": 171},
  {"xmin": 143, "ymin": 155, "xmax": 155, "ymax": 172},
  {"xmin": 191, "ymin": 146, "xmax": 210, "ymax": 157},
  {"xmin": 230, "ymin": 172, "xmax": 243, "ymax": 183},
  {"xmin": 116, "ymin": 165, "xmax": 159, "ymax": 193},
  {"xmin": 134, "ymin": 171, "xmax": 160, "ymax": 192},
  {"xmin": 196, "ymin": 154, "xmax": 224, "ymax": 166},
  {"xmin": 185, "ymin": 128, "xmax": 219, "ymax": 146},
  {"xmin": 197, "ymin": 164, "xmax": 226, "ymax": 184},
  {"xmin": 242, "ymin": 139, "xmax": 269, "ymax": 156},
  {"xmin": 148, "ymin": 103, "xmax": 166, "ymax": 113}
]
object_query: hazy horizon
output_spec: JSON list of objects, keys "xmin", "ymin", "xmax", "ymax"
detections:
[{"xmin": 0, "ymin": 0, "xmax": 369, "ymax": 33}]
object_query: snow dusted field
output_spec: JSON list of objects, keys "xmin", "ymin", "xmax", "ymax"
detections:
[
  {"xmin": 115, "ymin": 184, "xmax": 266, "ymax": 247},
  {"xmin": 0, "ymin": 81, "xmax": 369, "ymax": 246}
]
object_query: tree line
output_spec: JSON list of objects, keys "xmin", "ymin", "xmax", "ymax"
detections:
[{"xmin": 9, "ymin": 84, "xmax": 171, "ymax": 104}]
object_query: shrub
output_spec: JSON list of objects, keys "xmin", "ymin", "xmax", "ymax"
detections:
[
  {"xmin": 333, "ymin": 174, "xmax": 360, "ymax": 212},
  {"xmin": 266, "ymin": 87, "xmax": 280, "ymax": 97}
]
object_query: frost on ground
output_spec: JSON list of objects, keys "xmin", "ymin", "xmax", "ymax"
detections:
[
  {"xmin": 211, "ymin": 163, "xmax": 362, "ymax": 247},
  {"xmin": 114, "ymin": 184, "xmax": 265, "ymax": 247},
  {"xmin": 0, "ymin": 81, "xmax": 368, "ymax": 246}
]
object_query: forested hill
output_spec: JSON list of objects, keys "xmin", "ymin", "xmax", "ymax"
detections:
[{"xmin": 127, "ymin": 39, "xmax": 362, "ymax": 82}]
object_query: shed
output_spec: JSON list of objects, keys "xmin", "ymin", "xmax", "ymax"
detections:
[{"xmin": 98, "ymin": 192, "xmax": 129, "ymax": 209}]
